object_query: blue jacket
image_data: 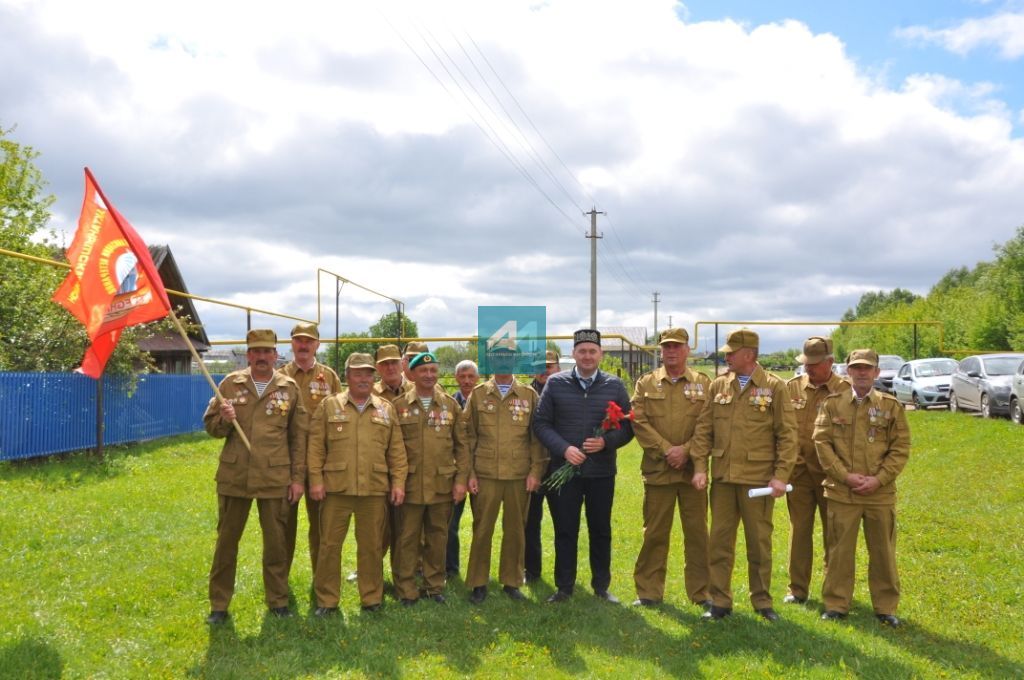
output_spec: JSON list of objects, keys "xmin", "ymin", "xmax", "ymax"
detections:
[{"xmin": 532, "ymin": 369, "xmax": 633, "ymax": 478}]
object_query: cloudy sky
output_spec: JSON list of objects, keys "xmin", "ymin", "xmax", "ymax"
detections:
[{"xmin": 4, "ymin": 0, "xmax": 1024, "ymax": 354}]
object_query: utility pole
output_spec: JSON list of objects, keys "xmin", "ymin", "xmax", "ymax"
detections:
[
  {"xmin": 652, "ymin": 292, "xmax": 660, "ymax": 342},
  {"xmin": 585, "ymin": 207, "xmax": 605, "ymax": 329}
]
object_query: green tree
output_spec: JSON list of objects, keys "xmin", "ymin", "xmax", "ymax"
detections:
[
  {"xmin": 370, "ymin": 311, "xmax": 419, "ymax": 342},
  {"xmin": 0, "ymin": 126, "xmax": 186, "ymax": 376}
]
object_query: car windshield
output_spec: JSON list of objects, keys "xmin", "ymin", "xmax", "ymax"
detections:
[
  {"xmin": 982, "ymin": 356, "xmax": 1024, "ymax": 376},
  {"xmin": 914, "ymin": 360, "xmax": 957, "ymax": 378},
  {"xmin": 879, "ymin": 356, "xmax": 903, "ymax": 370}
]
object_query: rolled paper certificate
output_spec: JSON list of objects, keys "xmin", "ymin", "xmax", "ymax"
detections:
[{"xmin": 748, "ymin": 484, "xmax": 794, "ymax": 498}]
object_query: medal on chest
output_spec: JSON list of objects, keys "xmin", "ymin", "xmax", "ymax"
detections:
[
  {"xmin": 266, "ymin": 389, "xmax": 290, "ymax": 416},
  {"xmin": 750, "ymin": 387, "xmax": 773, "ymax": 412}
]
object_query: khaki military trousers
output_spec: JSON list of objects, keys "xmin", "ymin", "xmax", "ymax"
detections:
[
  {"xmin": 314, "ymin": 494, "xmax": 388, "ymax": 608},
  {"xmin": 785, "ymin": 474, "xmax": 828, "ymax": 600},
  {"xmin": 286, "ymin": 491, "xmax": 322, "ymax": 577},
  {"xmin": 466, "ymin": 478, "xmax": 529, "ymax": 589},
  {"xmin": 394, "ymin": 501, "xmax": 452, "ymax": 600},
  {"xmin": 633, "ymin": 482, "xmax": 710, "ymax": 603},
  {"xmin": 708, "ymin": 481, "xmax": 776, "ymax": 610},
  {"xmin": 822, "ymin": 501, "xmax": 900, "ymax": 615},
  {"xmin": 209, "ymin": 494, "xmax": 291, "ymax": 611}
]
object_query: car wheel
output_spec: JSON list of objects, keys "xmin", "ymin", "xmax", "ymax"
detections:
[
  {"xmin": 1011, "ymin": 398, "xmax": 1023, "ymax": 425},
  {"xmin": 949, "ymin": 393, "xmax": 960, "ymax": 413},
  {"xmin": 980, "ymin": 393, "xmax": 992, "ymax": 419},
  {"xmin": 912, "ymin": 392, "xmax": 925, "ymax": 410}
]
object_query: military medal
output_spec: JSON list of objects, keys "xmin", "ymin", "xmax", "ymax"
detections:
[{"xmin": 715, "ymin": 392, "xmax": 733, "ymax": 405}]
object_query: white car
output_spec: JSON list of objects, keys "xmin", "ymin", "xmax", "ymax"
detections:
[
  {"xmin": 1010, "ymin": 360, "xmax": 1024, "ymax": 425},
  {"xmin": 891, "ymin": 358, "xmax": 958, "ymax": 409}
]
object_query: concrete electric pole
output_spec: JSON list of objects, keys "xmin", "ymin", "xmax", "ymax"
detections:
[{"xmin": 585, "ymin": 207, "xmax": 605, "ymax": 329}]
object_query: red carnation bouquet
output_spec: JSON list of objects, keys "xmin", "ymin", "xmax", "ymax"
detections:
[{"xmin": 544, "ymin": 401, "xmax": 632, "ymax": 492}]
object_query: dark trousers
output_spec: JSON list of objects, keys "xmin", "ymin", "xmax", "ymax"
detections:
[
  {"xmin": 445, "ymin": 499, "xmax": 466, "ymax": 574},
  {"xmin": 524, "ymin": 489, "xmax": 545, "ymax": 578},
  {"xmin": 547, "ymin": 475, "xmax": 615, "ymax": 593}
]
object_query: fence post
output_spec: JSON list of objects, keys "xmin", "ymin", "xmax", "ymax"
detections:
[
  {"xmin": 95, "ymin": 375, "xmax": 105, "ymax": 460},
  {"xmin": 714, "ymin": 323, "xmax": 720, "ymax": 375}
]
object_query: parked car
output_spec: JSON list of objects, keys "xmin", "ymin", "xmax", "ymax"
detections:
[
  {"xmin": 891, "ymin": 358, "xmax": 958, "ymax": 409},
  {"xmin": 950, "ymin": 353, "xmax": 1024, "ymax": 418},
  {"xmin": 1010, "ymin": 359, "xmax": 1024, "ymax": 425},
  {"xmin": 874, "ymin": 355, "xmax": 905, "ymax": 394}
]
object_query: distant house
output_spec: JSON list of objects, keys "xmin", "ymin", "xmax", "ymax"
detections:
[
  {"xmin": 598, "ymin": 326, "xmax": 654, "ymax": 381},
  {"xmin": 137, "ymin": 245, "xmax": 210, "ymax": 374}
]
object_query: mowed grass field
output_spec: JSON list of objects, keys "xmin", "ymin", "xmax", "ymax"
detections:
[{"xmin": 1, "ymin": 411, "xmax": 1021, "ymax": 679}]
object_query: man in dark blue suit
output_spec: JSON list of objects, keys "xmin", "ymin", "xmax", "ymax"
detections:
[{"xmin": 533, "ymin": 329, "xmax": 633, "ymax": 603}]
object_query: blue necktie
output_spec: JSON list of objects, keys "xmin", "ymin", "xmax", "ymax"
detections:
[{"xmin": 581, "ymin": 377, "xmax": 593, "ymax": 391}]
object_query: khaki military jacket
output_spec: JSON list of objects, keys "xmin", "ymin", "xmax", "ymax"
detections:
[
  {"xmin": 282, "ymin": 360, "xmax": 342, "ymax": 428},
  {"xmin": 203, "ymin": 368, "xmax": 307, "ymax": 498},
  {"xmin": 462, "ymin": 379, "xmax": 548, "ymax": 481},
  {"xmin": 307, "ymin": 390, "xmax": 407, "ymax": 496},
  {"xmin": 373, "ymin": 377, "xmax": 412, "ymax": 404},
  {"xmin": 690, "ymin": 364, "xmax": 798, "ymax": 485},
  {"xmin": 397, "ymin": 385, "xmax": 470, "ymax": 504},
  {"xmin": 813, "ymin": 389, "xmax": 910, "ymax": 506},
  {"xmin": 631, "ymin": 366, "xmax": 712, "ymax": 485},
  {"xmin": 785, "ymin": 373, "xmax": 851, "ymax": 483}
]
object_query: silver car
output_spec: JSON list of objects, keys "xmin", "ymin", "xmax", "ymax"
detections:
[
  {"xmin": 1010, "ymin": 360, "xmax": 1024, "ymax": 425},
  {"xmin": 891, "ymin": 358, "xmax": 958, "ymax": 409},
  {"xmin": 950, "ymin": 353, "xmax": 1024, "ymax": 418},
  {"xmin": 874, "ymin": 355, "xmax": 905, "ymax": 394}
]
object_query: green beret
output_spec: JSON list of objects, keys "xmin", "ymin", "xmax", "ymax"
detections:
[{"xmin": 409, "ymin": 352, "xmax": 437, "ymax": 370}]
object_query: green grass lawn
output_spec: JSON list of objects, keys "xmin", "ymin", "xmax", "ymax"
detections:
[{"xmin": 1, "ymin": 411, "xmax": 1021, "ymax": 679}]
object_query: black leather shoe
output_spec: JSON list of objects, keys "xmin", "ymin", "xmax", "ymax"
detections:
[
  {"xmin": 699, "ymin": 599, "xmax": 714, "ymax": 612},
  {"xmin": 701, "ymin": 605, "xmax": 732, "ymax": 620},
  {"xmin": 361, "ymin": 603, "xmax": 382, "ymax": 613},
  {"xmin": 756, "ymin": 607, "xmax": 780, "ymax": 622},
  {"xmin": 503, "ymin": 586, "xmax": 526, "ymax": 601},
  {"xmin": 401, "ymin": 598, "xmax": 418, "ymax": 607},
  {"xmin": 429, "ymin": 593, "xmax": 447, "ymax": 604},
  {"xmin": 469, "ymin": 586, "xmax": 487, "ymax": 604},
  {"xmin": 314, "ymin": 606, "xmax": 339, "ymax": 617},
  {"xmin": 594, "ymin": 590, "xmax": 620, "ymax": 604},
  {"xmin": 546, "ymin": 589, "xmax": 572, "ymax": 603},
  {"xmin": 269, "ymin": 606, "xmax": 292, "ymax": 618},
  {"xmin": 876, "ymin": 613, "xmax": 902, "ymax": 627},
  {"xmin": 821, "ymin": 610, "xmax": 847, "ymax": 621},
  {"xmin": 632, "ymin": 598, "xmax": 658, "ymax": 607},
  {"xmin": 206, "ymin": 610, "xmax": 228, "ymax": 625},
  {"xmin": 783, "ymin": 594, "xmax": 807, "ymax": 604}
]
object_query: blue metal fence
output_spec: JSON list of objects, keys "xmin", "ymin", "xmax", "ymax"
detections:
[{"xmin": 0, "ymin": 372, "xmax": 224, "ymax": 461}]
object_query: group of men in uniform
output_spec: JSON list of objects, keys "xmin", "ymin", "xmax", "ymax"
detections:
[{"xmin": 202, "ymin": 322, "xmax": 909, "ymax": 627}]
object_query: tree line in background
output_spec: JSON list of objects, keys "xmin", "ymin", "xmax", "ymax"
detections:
[
  {"xmin": 832, "ymin": 227, "xmax": 1024, "ymax": 360},
  {"xmin": 6, "ymin": 126, "xmax": 1022, "ymax": 375}
]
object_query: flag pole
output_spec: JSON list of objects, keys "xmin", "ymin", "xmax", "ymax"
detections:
[{"xmin": 168, "ymin": 308, "xmax": 251, "ymax": 452}]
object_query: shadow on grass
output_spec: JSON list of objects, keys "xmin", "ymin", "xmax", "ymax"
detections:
[
  {"xmin": 846, "ymin": 601, "xmax": 1024, "ymax": 677},
  {"xmin": 0, "ymin": 636, "xmax": 63, "ymax": 679},
  {"xmin": 186, "ymin": 584, "xmax": 919, "ymax": 678},
  {"xmin": 0, "ymin": 432, "xmax": 209, "ymax": 487}
]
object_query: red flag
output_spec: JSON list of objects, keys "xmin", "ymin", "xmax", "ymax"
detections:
[{"xmin": 52, "ymin": 168, "xmax": 171, "ymax": 378}]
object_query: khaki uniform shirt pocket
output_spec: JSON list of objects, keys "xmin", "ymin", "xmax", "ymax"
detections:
[
  {"xmin": 371, "ymin": 462, "xmax": 390, "ymax": 494},
  {"xmin": 435, "ymin": 464, "xmax": 457, "ymax": 495},
  {"xmin": 323, "ymin": 460, "xmax": 349, "ymax": 493}
]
